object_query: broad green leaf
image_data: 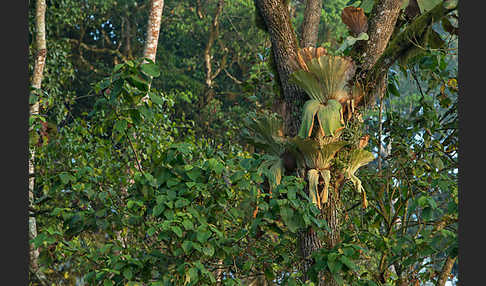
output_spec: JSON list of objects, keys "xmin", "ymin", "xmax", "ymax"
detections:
[
  {"xmin": 307, "ymin": 169, "xmax": 320, "ymax": 208},
  {"xmin": 361, "ymin": 0, "xmax": 375, "ymax": 13},
  {"xmin": 197, "ymin": 227, "xmax": 211, "ymax": 243},
  {"xmin": 202, "ymin": 244, "xmax": 215, "ymax": 257},
  {"xmin": 417, "ymin": 0, "xmax": 442, "ymax": 13},
  {"xmin": 280, "ymin": 206, "xmax": 299, "ymax": 232},
  {"xmin": 316, "ymin": 99, "xmax": 343, "ymax": 137},
  {"xmin": 153, "ymin": 204, "xmax": 165, "ymax": 217},
  {"xmin": 340, "ymin": 255, "xmax": 358, "ymax": 271},
  {"xmin": 141, "ymin": 62, "xmax": 160, "ymax": 77},
  {"xmin": 186, "ymin": 267, "xmax": 199, "ymax": 284},
  {"xmin": 171, "ymin": 226, "xmax": 183, "ymax": 238},
  {"xmin": 298, "ymin": 100, "xmax": 321, "ymax": 138},
  {"xmin": 149, "ymin": 92, "xmax": 165, "ymax": 105},
  {"xmin": 327, "ymin": 259, "xmax": 342, "ymax": 274},
  {"xmin": 123, "ymin": 268, "xmax": 133, "ymax": 280}
]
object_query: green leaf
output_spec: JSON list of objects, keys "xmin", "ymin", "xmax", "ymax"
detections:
[
  {"xmin": 280, "ymin": 206, "xmax": 300, "ymax": 232},
  {"xmin": 171, "ymin": 226, "xmax": 183, "ymax": 237},
  {"xmin": 147, "ymin": 227, "xmax": 157, "ymax": 236},
  {"xmin": 298, "ymin": 100, "xmax": 321, "ymax": 138},
  {"xmin": 307, "ymin": 169, "xmax": 320, "ymax": 208},
  {"xmin": 186, "ymin": 267, "xmax": 199, "ymax": 284},
  {"xmin": 123, "ymin": 268, "xmax": 133, "ymax": 280},
  {"xmin": 182, "ymin": 219, "xmax": 194, "ymax": 230},
  {"xmin": 417, "ymin": 0, "xmax": 442, "ymax": 13},
  {"xmin": 327, "ymin": 259, "xmax": 342, "ymax": 274},
  {"xmin": 360, "ymin": 0, "xmax": 375, "ymax": 13},
  {"xmin": 153, "ymin": 204, "xmax": 165, "ymax": 217},
  {"xmin": 197, "ymin": 227, "xmax": 211, "ymax": 243},
  {"xmin": 202, "ymin": 244, "xmax": 215, "ymax": 257},
  {"xmin": 181, "ymin": 240, "xmax": 192, "ymax": 253},
  {"xmin": 141, "ymin": 62, "xmax": 160, "ymax": 77},
  {"xmin": 340, "ymin": 255, "xmax": 358, "ymax": 271},
  {"xmin": 175, "ymin": 198, "xmax": 190, "ymax": 208},
  {"xmin": 149, "ymin": 92, "xmax": 165, "ymax": 105},
  {"xmin": 316, "ymin": 99, "xmax": 343, "ymax": 137}
]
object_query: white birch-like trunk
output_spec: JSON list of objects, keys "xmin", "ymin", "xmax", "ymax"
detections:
[
  {"xmin": 29, "ymin": 0, "xmax": 47, "ymax": 279},
  {"xmin": 141, "ymin": 0, "xmax": 164, "ymax": 96},
  {"xmin": 143, "ymin": 0, "xmax": 164, "ymax": 62}
]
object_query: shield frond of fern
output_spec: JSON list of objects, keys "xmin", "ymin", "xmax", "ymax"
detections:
[
  {"xmin": 320, "ymin": 141, "xmax": 347, "ymax": 168},
  {"xmin": 268, "ymin": 158, "xmax": 284, "ymax": 190},
  {"xmin": 344, "ymin": 149, "xmax": 374, "ymax": 208},
  {"xmin": 309, "ymin": 55, "xmax": 353, "ymax": 100},
  {"xmin": 293, "ymin": 137, "xmax": 320, "ymax": 169},
  {"xmin": 346, "ymin": 149, "xmax": 375, "ymax": 175},
  {"xmin": 258, "ymin": 155, "xmax": 284, "ymax": 191},
  {"xmin": 290, "ymin": 70, "xmax": 324, "ymax": 102},
  {"xmin": 242, "ymin": 113, "xmax": 285, "ymax": 155},
  {"xmin": 307, "ymin": 169, "xmax": 321, "ymax": 209}
]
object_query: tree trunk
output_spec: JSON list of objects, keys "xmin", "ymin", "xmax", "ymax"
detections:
[
  {"xmin": 141, "ymin": 0, "xmax": 164, "ymax": 98},
  {"xmin": 254, "ymin": 0, "xmax": 306, "ymax": 137},
  {"xmin": 300, "ymin": 0, "xmax": 322, "ymax": 48},
  {"xmin": 360, "ymin": 0, "xmax": 402, "ymax": 71},
  {"xmin": 436, "ymin": 256, "xmax": 456, "ymax": 286},
  {"xmin": 202, "ymin": 0, "xmax": 226, "ymax": 108},
  {"xmin": 143, "ymin": 0, "xmax": 164, "ymax": 63},
  {"xmin": 255, "ymin": 1, "xmax": 341, "ymax": 285},
  {"xmin": 29, "ymin": 0, "xmax": 47, "ymax": 281}
]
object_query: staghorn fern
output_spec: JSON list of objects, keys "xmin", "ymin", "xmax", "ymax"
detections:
[
  {"xmin": 241, "ymin": 111, "xmax": 286, "ymax": 156},
  {"xmin": 241, "ymin": 112, "xmax": 291, "ymax": 191},
  {"xmin": 344, "ymin": 149, "xmax": 375, "ymax": 208},
  {"xmin": 290, "ymin": 50, "xmax": 354, "ymax": 139}
]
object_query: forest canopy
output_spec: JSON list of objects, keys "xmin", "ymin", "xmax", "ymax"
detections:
[{"xmin": 28, "ymin": 0, "xmax": 458, "ymax": 285}]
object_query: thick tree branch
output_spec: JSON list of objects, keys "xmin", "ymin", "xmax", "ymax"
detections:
[
  {"xmin": 300, "ymin": 0, "xmax": 322, "ymax": 48},
  {"xmin": 364, "ymin": 2, "xmax": 456, "ymax": 92},
  {"xmin": 67, "ymin": 38, "xmax": 127, "ymax": 62},
  {"xmin": 255, "ymin": 0, "xmax": 305, "ymax": 137},
  {"xmin": 361, "ymin": 0, "xmax": 402, "ymax": 71}
]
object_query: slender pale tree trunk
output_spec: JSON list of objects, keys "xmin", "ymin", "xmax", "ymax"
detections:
[
  {"xmin": 29, "ymin": 0, "xmax": 47, "ymax": 281},
  {"xmin": 118, "ymin": 0, "xmax": 165, "ymax": 250},
  {"xmin": 143, "ymin": 0, "xmax": 164, "ymax": 63},
  {"xmin": 300, "ymin": 0, "xmax": 322, "ymax": 48},
  {"xmin": 436, "ymin": 256, "xmax": 456, "ymax": 286},
  {"xmin": 142, "ymin": 0, "xmax": 164, "ymax": 93}
]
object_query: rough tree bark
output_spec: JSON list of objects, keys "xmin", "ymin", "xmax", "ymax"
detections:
[
  {"xmin": 360, "ymin": 0, "xmax": 402, "ymax": 71},
  {"xmin": 300, "ymin": 0, "xmax": 322, "ymax": 48},
  {"xmin": 255, "ymin": 1, "xmax": 338, "ymax": 284},
  {"xmin": 29, "ymin": 0, "xmax": 47, "ymax": 282},
  {"xmin": 254, "ymin": 0, "xmax": 306, "ymax": 137},
  {"xmin": 255, "ymin": 0, "xmax": 456, "ymax": 284}
]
